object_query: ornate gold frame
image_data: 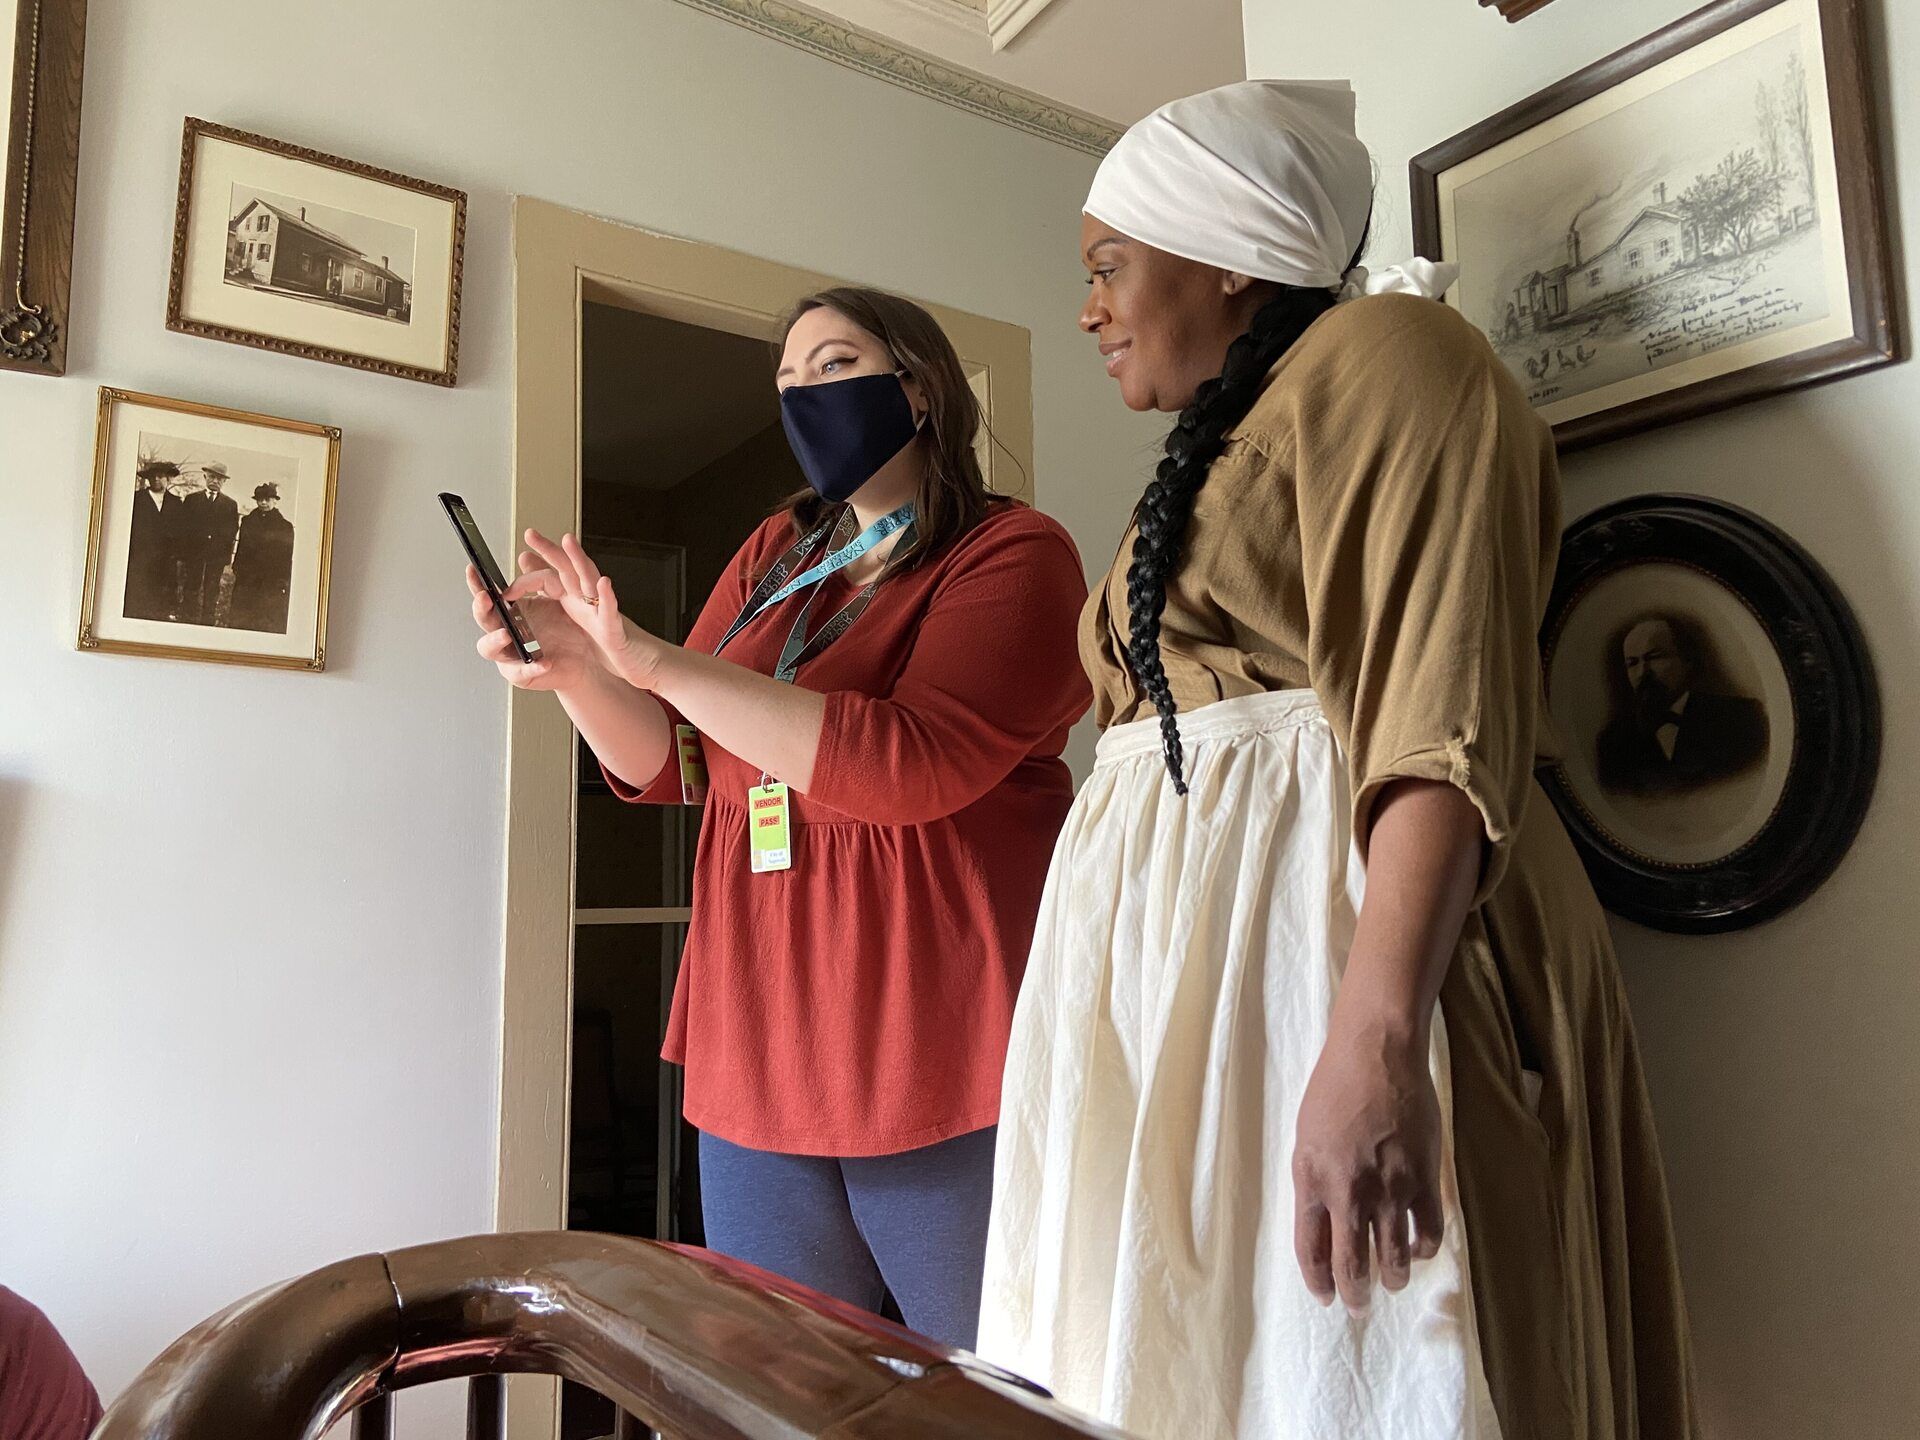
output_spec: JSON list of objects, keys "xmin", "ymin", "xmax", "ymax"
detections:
[
  {"xmin": 166, "ymin": 118, "xmax": 468, "ymax": 387},
  {"xmin": 77, "ymin": 387, "xmax": 342, "ymax": 672},
  {"xmin": 1, "ymin": 0, "xmax": 87, "ymax": 375}
]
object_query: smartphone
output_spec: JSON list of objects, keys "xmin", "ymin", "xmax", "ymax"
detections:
[{"xmin": 439, "ymin": 492, "xmax": 543, "ymax": 665}]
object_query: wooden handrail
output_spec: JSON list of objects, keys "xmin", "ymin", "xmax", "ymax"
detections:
[{"xmin": 96, "ymin": 1232, "xmax": 1130, "ymax": 1439}]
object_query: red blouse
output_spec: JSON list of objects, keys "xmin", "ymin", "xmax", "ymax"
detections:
[{"xmin": 607, "ymin": 502, "xmax": 1091, "ymax": 1156}]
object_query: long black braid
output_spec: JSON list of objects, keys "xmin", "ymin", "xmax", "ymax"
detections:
[{"xmin": 1126, "ymin": 285, "xmax": 1337, "ymax": 794}]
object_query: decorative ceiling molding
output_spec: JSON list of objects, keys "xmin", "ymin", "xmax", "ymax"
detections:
[
  {"xmin": 664, "ymin": 0, "xmax": 1121, "ymax": 155},
  {"xmin": 987, "ymin": 0, "xmax": 1059, "ymax": 51},
  {"xmin": 1481, "ymin": 0, "xmax": 1558, "ymax": 19}
]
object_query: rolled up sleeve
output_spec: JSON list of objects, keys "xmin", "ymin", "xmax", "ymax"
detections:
[{"xmin": 1295, "ymin": 308, "xmax": 1557, "ymax": 906}]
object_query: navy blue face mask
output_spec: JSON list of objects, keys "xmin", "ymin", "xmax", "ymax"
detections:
[{"xmin": 780, "ymin": 370, "xmax": 923, "ymax": 504}]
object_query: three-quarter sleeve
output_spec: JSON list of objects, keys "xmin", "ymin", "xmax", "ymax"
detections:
[
  {"xmin": 1290, "ymin": 299, "xmax": 1556, "ymax": 904},
  {"xmin": 806, "ymin": 515, "xmax": 1092, "ymax": 826}
]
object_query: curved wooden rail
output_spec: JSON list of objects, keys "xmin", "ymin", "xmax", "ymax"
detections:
[{"xmin": 95, "ymin": 1232, "xmax": 1128, "ymax": 1439}]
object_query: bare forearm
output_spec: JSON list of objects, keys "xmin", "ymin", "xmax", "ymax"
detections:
[
  {"xmin": 555, "ymin": 663, "xmax": 675, "ymax": 789},
  {"xmin": 650, "ymin": 646, "xmax": 827, "ymax": 791},
  {"xmin": 1338, "ymin": 781, "xmax": 1486, "ymax": 1046}
]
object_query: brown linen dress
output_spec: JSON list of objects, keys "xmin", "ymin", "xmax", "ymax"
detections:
[{"xmin": 1082, "ymin": 294, "xmax": 1699, "ymax": 1439}]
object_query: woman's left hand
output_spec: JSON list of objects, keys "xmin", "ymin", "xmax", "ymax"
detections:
[
  {"xmin": 506, "ymin": 529, "xmax": 674, "ymax": 689},
  {"xmin": 1291, "ymin": 1009, "xmax": 1446, "ymax": 1316}
]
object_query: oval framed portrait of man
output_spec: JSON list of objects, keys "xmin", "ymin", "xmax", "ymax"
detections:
[{"xmin": 1540, "ymin": 495, "xmax": 1878, "ymax": 933}]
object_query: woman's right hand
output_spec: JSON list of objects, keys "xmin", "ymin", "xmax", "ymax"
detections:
[{"xmin": 467, "ymin": 563, "xmax": 601, "ymax": 693}]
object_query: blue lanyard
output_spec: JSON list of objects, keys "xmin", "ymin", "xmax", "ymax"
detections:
[
  {"xmin": 760, "ymin": 503, "xmax": 914, "ymax": 610},
  {"xmin": 715, "ymin": 502, "xmax": 915, "ymax": 660}
]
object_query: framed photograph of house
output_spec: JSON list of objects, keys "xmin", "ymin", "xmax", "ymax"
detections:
[
  {"xmin": 78, "ymin": 388, "xmax": 341, "ymax": 671},
  {"xmin": 1411, "ymin": 0, "xmax": 1896, "ymax": 451},
  {"xmin": 1539, "ymin": 495, "xmax": 1878, "ymax": 932},
  {"xmin": 2, "ymin": 0, "xmax": 87, "ymax": 376},
  {"xmin": 167, "ymin": 118, "xmax": 466, "ymax": 386}
]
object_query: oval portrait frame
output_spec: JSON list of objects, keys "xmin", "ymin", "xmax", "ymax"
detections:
[{"xmin": 1540, "ymin": 495, "xmax": 1879, "ymax": 933}]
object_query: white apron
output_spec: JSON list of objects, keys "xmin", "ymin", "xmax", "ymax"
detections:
[{"xmin": 978, "ymin": 690, "xmax": 1502, "ymax": 1440}]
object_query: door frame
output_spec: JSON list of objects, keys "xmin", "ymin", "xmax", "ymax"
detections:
[{"xmin": 499, "ymin": 195, "xmax": 1034, "ymax": 1435}]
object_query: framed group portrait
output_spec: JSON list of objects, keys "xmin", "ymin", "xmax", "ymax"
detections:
[
  {"xmin": 1539, "ymin": 495, "xmax": 1878, "ymax": 933},
  {"xmin": 1412, "ymin": 0, "xmax": 1897, "ymax": 450},
  {"xmin": 167, "ymin": 118, "xmax": 467, "ymax": 386},
  {"xmin": 78, "ymin": 388, "xmax": 342, "ymax": 671}
]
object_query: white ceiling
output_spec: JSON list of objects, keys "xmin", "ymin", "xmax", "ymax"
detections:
[
  {"xmin": 798, "ymin": 0, "xmax": 1247, "ymax": 126},
  {"xmin": 582, "ymin": 304, "xmax": 783, "ymax": 491}
]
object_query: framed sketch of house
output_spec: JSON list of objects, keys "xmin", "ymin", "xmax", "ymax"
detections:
[
  {"xmin": 2, "ymin": 0, "xmax": 87, "ymax": 376},
  {"xmin": 167, "ymin": 119, "xmax": 466, "ymax": 386},
  {"xmin": 1411, "ymin": 0, "xmax": 1897, "ymax": 451}
]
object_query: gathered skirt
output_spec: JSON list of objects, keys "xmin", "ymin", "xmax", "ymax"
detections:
[{"xmin": 978, "ymin": 689, "xmax": 1503, "ymax": 1440}]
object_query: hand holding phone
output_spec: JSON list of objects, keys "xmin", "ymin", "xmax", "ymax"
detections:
[{"xmin": 440, "ymin": 492, "xmax": 544, "ymax": 666}]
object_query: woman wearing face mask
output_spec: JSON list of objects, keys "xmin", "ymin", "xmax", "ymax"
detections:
[
  {"xmin": 979, "ymin": 83, "xmax": 1696, "ymax": 1440},
  {"xmin": 469, "ymin": 287, "xmax": 1090, "ymax": 1348}
]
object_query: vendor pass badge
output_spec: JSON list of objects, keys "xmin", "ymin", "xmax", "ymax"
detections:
[{"xmin": 749, "ymin": 782, "xmax": 793, "ymax": 873}]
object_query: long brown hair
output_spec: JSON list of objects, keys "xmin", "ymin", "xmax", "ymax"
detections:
[{"xmin": 776, "ymin": 287, "xmax": 1001, "ymax": 571}]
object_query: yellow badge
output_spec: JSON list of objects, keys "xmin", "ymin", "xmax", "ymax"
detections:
[
  {"xmin": 674, "ymin": 724, "xmax": 708, "ymax": 806},
  {"xmin": 748, "ymin": 783, "xmax": 793, "ymax": 873}
]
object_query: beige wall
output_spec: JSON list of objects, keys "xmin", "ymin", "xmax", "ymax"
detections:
[
  {"xmin": 1242, "ymin": 2, "xmax": 1918, "ymax": 1436},
  {"xmin": 801, "ymin": 0, "xmax": 1246, "ymax": 123},
  {"xmin": 0, "ymin": 0, "xmax": 1165, "ymax": 1417}
]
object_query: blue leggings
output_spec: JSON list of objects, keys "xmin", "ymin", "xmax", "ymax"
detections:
[{"xmin": 697, "ymin": 1126, "xmax": 996, "ymax": 1350}]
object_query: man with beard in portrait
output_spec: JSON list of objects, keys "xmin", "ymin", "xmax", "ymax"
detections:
[{"xmin": 1596, "ymin": 612, "xmax": 1770, "ymax": 797}]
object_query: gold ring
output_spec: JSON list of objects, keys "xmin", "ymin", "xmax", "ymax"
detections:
[{"xmin": 582, "ymin": 595, "xmax": 600, "ymax": 607}]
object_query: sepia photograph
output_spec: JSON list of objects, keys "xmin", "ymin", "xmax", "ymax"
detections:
[
  {"xmin": 1548, "ymin": 559, "xmax": 1793, "ymax": 870},
  {"xmin": 80, "ymin": 388, "xmax": 339, "ymax": 670},
  {"xmin": 1412, "ymin": 0, "xmax": 1895, "ymax": 449},
  {"xmin": 121, "ymin": 431, "xmax": 300, "ymax": 635},
  {"xmin": 1540, "ymin": 495, "xmax": 1877, "ymax": 932},
  {"xmin": 223, "ymin": 183, "xmax": 417, "ymax": 325},
  {"xmin": 168, "ymin": 118, "xmax": 465, "ymax": 385}
]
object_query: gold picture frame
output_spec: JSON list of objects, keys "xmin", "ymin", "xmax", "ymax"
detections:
[
  {"xmin": 167, "ymin": 118, "xmax": 467, "ymax": 386},
  {"xmin": 78, "ymin": 387, "xmax": 342, "ymax": 671},
  {"xmin": 2, "ymin": 0, "xmax": 88, "ymax": 376}
]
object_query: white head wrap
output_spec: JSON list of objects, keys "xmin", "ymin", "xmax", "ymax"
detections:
[{"xmin": 1085, "ymin": 80, "xmax": 1457, "ymax": 303}]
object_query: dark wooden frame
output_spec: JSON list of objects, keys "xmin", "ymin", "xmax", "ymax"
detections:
[
  {"xmin": 166, "ymin": 118, "xmax": 467, "ymax": 387},
  {"xmin": 1, "ymin": 0, "xmax": 87, "ymax": 376},
  {"xmin": 1539, "ymin": 495, "xmax": 1879, "ymax": 933},
  {"xmin": 1483, "ymin": 0, "xmax": 1558, "ymax": 19},
  {"xmin": 1413, "ymin": 0, "xmax": 1898, "ymax": 451}
]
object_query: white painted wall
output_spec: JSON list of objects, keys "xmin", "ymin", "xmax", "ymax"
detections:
[
  {"xmin": 0, "ymin": 0, "xmax": 1165, "ymax": 1414},
  {"xmin": 1242, "ymin": 2, "xmax": 1918, "ymax": 1436},
  {"xmin": 800, "ymin": 0, "xmax": 1246, "ymax": 123}
]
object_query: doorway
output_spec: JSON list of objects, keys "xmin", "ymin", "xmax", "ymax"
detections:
[
  {"xmin": 563, "ymin": 306, "xmax": 809, "ymax": 1439},
  {"xmin": 499, "ymin": 198, "xmax": 1035, "ymax": 1440}
]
